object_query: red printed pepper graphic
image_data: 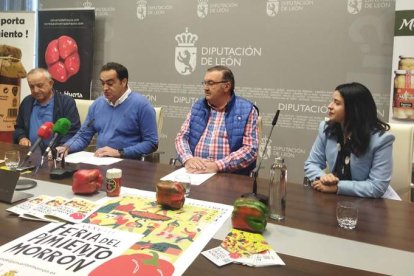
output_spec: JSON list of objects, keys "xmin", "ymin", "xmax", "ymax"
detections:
[
  {"xmin": 45, "ymin": 35, "xmax": 80, "ymax": 82},
  {"xmin": 90, "ymin": 252, "xmax": 175, "ymax": 276}
]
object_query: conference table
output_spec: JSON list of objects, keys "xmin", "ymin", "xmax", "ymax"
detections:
[{"xmin": 1, "ymin": 141, "xmax": 413, "ymax": 275}]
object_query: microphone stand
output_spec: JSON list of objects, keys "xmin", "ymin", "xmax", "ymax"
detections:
[
  {"xmin": 49, "ymin": 146, "xmax": 78, "ymax": 180},
  {"xmin": 15, "ymin": 138, "xmax": 52, "ymax": 190},
  {"xmin": 16, "ymin": 147, "xmax": 40, "ymax": 191},
  {"xmin": 50, "ymin": 118, "xmax": 94, "ymax": 179},
  {"xmin": 40, "ymin": 134, "xmax": 61, "ymax": 168},
  {"xmin": 242, "ymin": 110, "xmax": 280, "ymax": 205}
]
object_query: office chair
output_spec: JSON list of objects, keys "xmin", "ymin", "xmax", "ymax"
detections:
[
  {"xmin": 74, "ymin": 99, "xmax": 96, "ymax": 152},
  {"xmin": 140, "ymin": 106, "xmax": 164, "ymax": 163},
  {"xmin": 155, "ymin": 106, "xmax": 163, "ymax": 137},
  {"xmin": 388, "ymin": 123, "xmax": 414, "ymax": 195},
  {"xmin": 74, "ymin": 99, "xmax": 93, "ymax": 124}
]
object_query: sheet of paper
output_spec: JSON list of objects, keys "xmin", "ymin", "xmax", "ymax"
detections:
[
  {"xmin": 65, "ymin": 151, "xmax": 123, "ymax": 165},
  {"xmin": 45, "ymin": 197, "xmax": 100, "ymax": 223},
  {"xmin": 160, "ymin": 167, "xmax": 215, "ymax": 185},
  {"xmin": 21, "ymin": 196, "xmax": 69, "ymax": 222},
  {"xmin": 221, "ymin": 229, "xmax": 272, "ymax": 256},
  {"xmin": 7, "ymin": 195, "xmax": 51, "ymax": 215},
  {"xmin": 235, "ymin": 249, "xmax": 286, "ymax": 267},
  {"xmin": 202, "ymin": 246, "xmax": 285, "ymax": 267},
  {"xmin": 382, "ymin": 185, "xmax": 402, "ymax": 200},
  {"xmin": 202, "ymin": 246, "xmax": 233, "ymax": 266}
]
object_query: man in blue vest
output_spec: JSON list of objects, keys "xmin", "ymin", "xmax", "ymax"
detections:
[{"xmin": 175, "ymin": 65, "xmax": 259, "ymax": 175}]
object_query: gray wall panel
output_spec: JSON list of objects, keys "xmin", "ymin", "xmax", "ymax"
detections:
[{"xmin": 40, "ymin": 0, "xmax": 396, "ymax": 184}]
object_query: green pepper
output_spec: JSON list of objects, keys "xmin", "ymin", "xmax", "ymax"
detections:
[{"xmin": 231, "ymin": 197, "xmax": 268, "ymax": 233}]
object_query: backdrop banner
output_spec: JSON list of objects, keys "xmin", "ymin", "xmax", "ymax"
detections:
[
  {"xmin": 0, "ymin": 11, "xmax": 35, "ymax": 142},
  {"xmin": 39, "ymin": 0, "xmax": 395, "ymax": 183},
  {"xmin": 38, "ymin": 9, "xmax": 95, "ymax": 100},
  {"xmin": 389, "ymin": 0, "xmax": 414, "ymax": 123}
]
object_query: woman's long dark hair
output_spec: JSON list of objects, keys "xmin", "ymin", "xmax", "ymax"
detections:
[{"xmin": 325, "ymin": 82, "xmax": 389, "ymax": 156}]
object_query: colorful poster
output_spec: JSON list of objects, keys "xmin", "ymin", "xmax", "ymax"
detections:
[
  {"xmin": 0, "ymin": 222, "xmax": 142, "ymax": 275},
  {"xmin": 0, "ymin": 11, "xmax": 35, "ymax": 142},
  {"xmin": 1, "ymin": 189, "xmax": 232, "ymax": 276},
  {"xmin": 38, "ymin": 9, "xmax": 94, "ymax": 100},
  {"xmin": 389, "ymin": 0, "xmax": 414, "ymax": 122},
  {"xmin": 85, "ymin": 189, "xmax": 232, "ymax": 276}
]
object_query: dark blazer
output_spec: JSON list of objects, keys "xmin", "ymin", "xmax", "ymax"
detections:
[{"xmin": 13, "ymin": 91, "xmax": 81, "ymax": 146}]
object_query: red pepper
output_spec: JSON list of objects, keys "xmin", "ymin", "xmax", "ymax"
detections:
[
  {"xmin": 156, "ymin": 181, "xmax": 185, "ymax": 210},
  {"xmin": 72, "ymin": 169, "xmax": 103, "ymax": 194}
]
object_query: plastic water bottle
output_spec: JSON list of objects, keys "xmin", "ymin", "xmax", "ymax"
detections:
[{"xmin": 268, "ymin": 157, "xmax": 287, "ymax": 220}]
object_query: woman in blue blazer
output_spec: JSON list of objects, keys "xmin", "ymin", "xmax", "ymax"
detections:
[{"xmin": 304, "ymin": 82, "xmax": 395, "ymax": 198}]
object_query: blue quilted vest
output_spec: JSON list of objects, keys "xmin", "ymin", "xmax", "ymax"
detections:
[{"xmin": 188, "ymin": 94, "xmax": 256, "ymax": 175}]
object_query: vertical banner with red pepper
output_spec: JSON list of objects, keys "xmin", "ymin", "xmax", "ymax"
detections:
[
  {"xmin": 389, "ymin": 0, "xmax": 414, "ymax": 122},
  {"xmin": 0, "ymin": 11, "xmax": 35, "ymax": 143},
  {"xmin": 38, "ymin": 9, "xmax": 94, "ymax": 100}
]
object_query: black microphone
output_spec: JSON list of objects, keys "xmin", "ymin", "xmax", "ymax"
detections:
[
  {"xmin": 242, "ymin": 110, "xmax": 280, "ymax": 205},
  {"xmin": 50, "ymin": 117, "xmax": 95, "ymax": 180},
  {"xmin": 272, "ymin": 110, "xmax": 280, "ymax": 126}
]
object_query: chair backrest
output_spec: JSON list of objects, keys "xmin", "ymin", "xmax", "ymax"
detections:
[
  {"xmin": 154, "ymin": 106, "xmax": 163, "ymax": 136},
  {"xmin": 74, "ymin": 99, "xmax": 94, "ymax": 124},
  {"xmin": 388, "ymin": 123, "xmax": 414, "ymax": 193}
]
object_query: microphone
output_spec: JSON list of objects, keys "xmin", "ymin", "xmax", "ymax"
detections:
[
  {"xmin": 16, "ymin": 122, "xmax": 53, "ymax": 190},
  {"xmin": 49, "ymin": 117, "xmax": 94, "ymax": 180},
  {"xmin": 242, "ymin": 110, "xmax": 280, "ymax": 205},
  {"xmin": 43, "ymin": 117, "xmax": 72, "ymax": 158},
  {"xmin": 22, "ymin": 122, "xmax": 54, "ymax": 163}
]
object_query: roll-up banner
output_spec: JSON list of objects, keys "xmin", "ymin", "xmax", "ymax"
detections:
[
  {"xmin": 389, "ymin": 0, "xmax": 414, "ymax": 122},
  {"xmin": 0, "ymin": 11, "xmax": 35, "ymax": 143},
  {"xmin": 38, "ymin": 9, "xmax": 95, "ymax": 100}
]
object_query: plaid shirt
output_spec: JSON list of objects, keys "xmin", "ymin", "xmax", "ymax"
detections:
[{"xmin": 175, "ymin": 106, "xmax": 258, "ymax": 172}]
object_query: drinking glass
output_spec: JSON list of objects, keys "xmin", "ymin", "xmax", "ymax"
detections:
[
  {"xmin": 4, "ymin": 150, "xmax": 20, "ymax": 170},
  {"xmin": 336, "ymin": 201, "xmax": 358, "ymax": 229},
  {"xmin": 174, "ymin": 175, "xmax": 191, "ymax": 197}
]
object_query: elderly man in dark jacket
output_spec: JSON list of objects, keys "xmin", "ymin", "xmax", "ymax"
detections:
[{"xmin": 13, "ymin": 68, "xmax": 80, "ymax": 150}]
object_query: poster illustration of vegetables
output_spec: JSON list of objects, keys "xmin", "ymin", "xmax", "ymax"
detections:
[
  {"xmin": 38, "ymin": 9, "xmax": 94, "ymax": 100},
  {"xmin": 85, "ymin": 192, "xmax": 232, "ymax": 276},
  {"xmin": 0, "ymin": 191, "xmax": 232, "ymax": 276}
]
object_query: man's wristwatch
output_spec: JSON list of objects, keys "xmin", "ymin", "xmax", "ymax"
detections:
[{"xmin": 118, "ymin": 148, "xmax": 125, "ymax": 158}]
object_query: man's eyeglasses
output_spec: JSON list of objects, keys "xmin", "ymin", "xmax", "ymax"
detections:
[{"xmin": 201, "ymin": 80, "xmax": 228, "ymax": 86}]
